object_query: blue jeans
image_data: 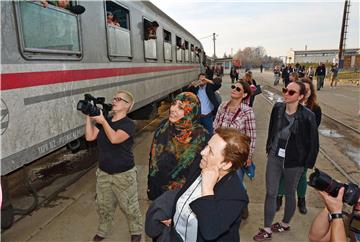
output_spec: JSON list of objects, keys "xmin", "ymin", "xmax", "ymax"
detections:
[
  {"xmin": 236, "ymin": 168, "xmax": 247, "ymax": 190},
  {"xmin": 200, "ymin": 115, "xmax": 214, "ymax": 135}
]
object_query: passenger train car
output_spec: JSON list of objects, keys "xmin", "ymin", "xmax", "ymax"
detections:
[{"xmin": 1, "ymin": 1, "xmax": 204, "ymax": 176}]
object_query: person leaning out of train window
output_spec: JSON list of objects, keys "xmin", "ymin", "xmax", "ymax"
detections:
[
  {"xmin": 309, "ymin": 187, "xmax": 360, "ymax": 242},
  {"xmin": 39, "ymin": 0, "xmax": 85, "ymax": 14},
  {"xmin": 84, "ymin": 90, "xmax": 143, "ymax": 242},
  {"xmin": 187, "ymin": 73, "xmax": 221, "ymax": 135},
  {"xmin": 277, "ymin": 77, "xmax": 322, "ymax": 214},
  {"xmin": 253, "ymin": 81, "xmax": 319, "ymax": 241},
  {"xmin": 147, "ymin": 92, "xmax": 209, "ymax": 201},
  {"xmin": 151, "ymin": 127, "xmax": 249, "ymax": 242},
  {"xmin": 145, "ymin": 21, "xmax": 159, "ymax": 40}
]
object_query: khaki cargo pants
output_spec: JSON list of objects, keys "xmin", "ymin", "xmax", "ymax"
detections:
[{"xmin": 96, "ymin": 167, "xmax": 143, "ymax": 237}]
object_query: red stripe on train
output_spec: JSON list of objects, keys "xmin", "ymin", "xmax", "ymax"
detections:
[{"xmin": 0, "ymin": 65, "xmax": 197, "ymax": 90}]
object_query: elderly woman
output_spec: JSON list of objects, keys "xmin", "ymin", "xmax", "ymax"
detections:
[
  {"xmin": 147, "ymin": 92, "xmax": 209, "ymax": 201},
  {"xmin": 253, "ymin": 81, "xmax": 319, "ymax": 241},
  {"xmin": 147, "ymin": 127, "xmax": 249, "ymax": 242}
]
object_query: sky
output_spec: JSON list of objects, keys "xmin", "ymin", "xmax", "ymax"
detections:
[{"xmin": 150, "ymin": 0, "xmax": 360, "ymax": 58}]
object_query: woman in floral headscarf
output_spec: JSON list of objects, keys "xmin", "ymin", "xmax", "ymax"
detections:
[{"xmin": 147, "ymin": 92, "xmax": 209, "ymax": 201}]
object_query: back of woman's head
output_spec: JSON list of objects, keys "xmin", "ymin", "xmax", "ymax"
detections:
[
  {"xmin": 215, "ymin": 127, "xmax": 250, "ymax": 172},
  {"xmin": 300, "ymin": 77, "xmax": 318, "ymax": 110}
]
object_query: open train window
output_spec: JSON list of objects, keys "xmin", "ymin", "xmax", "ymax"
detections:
[
  {"xmin": 176, "ymin": 36, "xmax": 183, "ymax": 62},
  {"xmin": 15, "ymin": 1, "xmax": 82, "ymax": 60},
  {"xmin": 184, "ymin": 40, "xmax": 189, "ymax": 62},
  {"xmin": 163, "ymin": 29, "xmax": 172, "ymax": 62},
  {"xmin": 143, "ymin": 18, "xmax": 158, "ymax": 61},
  {"xmin": 105, "ymin": 1, "xmax": 132, "ymax": 61},
  {"xmin": 190, "ymin": 44, "xmax": 195, "ymax": 63}
]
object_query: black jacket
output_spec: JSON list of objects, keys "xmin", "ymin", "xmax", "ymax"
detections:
[
  {"xmin": 266, "ymin": 102, "xmax": 319, "ymax": 168},
  {"xmin": 187, "ymin": 82, "xmax": 221, "ymax": 115},
  {"xmin": 171, "ymin": 158, "xmax": 248, "ymax": 242}
]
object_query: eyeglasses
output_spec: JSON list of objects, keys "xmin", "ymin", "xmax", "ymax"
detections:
[
  {"xmin": 282, "ymin": 88, "xmax": 298, "ymax": 96},
  {"xmin": 231, "ymin": 85, "xmax": 243, "ymax": 92},
  {"xmin": 113, "ymin": 97, "xmax": 129, "ymax": 103}
]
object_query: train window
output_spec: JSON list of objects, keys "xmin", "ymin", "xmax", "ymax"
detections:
[
  {"xmin": 15, "ymin": 1, "xmax": 82, "ymax": 59},
  {"xmin": 184, "ymin": 40, "xmax": 189, "ymax": 62},
  {"xmin": 163, "ymin": 29, "xmax": 172, "ymax": 62},
  {"xmin": 105, "ymin": 1, "xmax": 132, "ymax": 60},
  {"xmin": 190, "ymin": 44, "xmax": 195, "ymax": 63},
  {"xmin": 143, "ymin": 19, "xmax": 158, "ymax": 60},
  {"xmin": 176, "ymin": 36, "xmax": 183, "ymax": 62}
]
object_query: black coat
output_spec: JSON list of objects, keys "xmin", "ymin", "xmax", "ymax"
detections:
[
  {"xmin": 171, "ymin": 158, "xmax": 249, "ymax": 242},
  {"xmin": 266, "ymin": 102, "xmax": 319, "ymax": 168},
  {"xmin": 187, "ymin": 82, "xmax": 221, "ymax": 115}
]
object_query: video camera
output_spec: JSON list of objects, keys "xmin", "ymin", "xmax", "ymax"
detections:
[
  {"xmin": 77, "ymin": 94, "xmax": 112, "ymax": 117},
  {"xmin": 308, "ymin": 168, "xmax": 360, "ymax": 206}
]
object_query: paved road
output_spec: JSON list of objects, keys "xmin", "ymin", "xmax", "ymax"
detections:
[{"xmin": 3, "ymin": 74, "xmax": 356, "ymax": 242}]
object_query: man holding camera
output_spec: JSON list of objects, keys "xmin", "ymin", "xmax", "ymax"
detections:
[
  {"xmin": 309, "ymin": 185, "xmax": 360, "ymax": 242},
  {"xmin": 84, "ymin": 90, "xmax": 142, "ymax": 242},
  {"xmin": 187, "ymin": 73, "xmax": 221, "ymax": 135}
]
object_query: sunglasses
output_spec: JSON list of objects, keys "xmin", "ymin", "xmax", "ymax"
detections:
[
  {"xmin": 231, "ymin": 85, "xmax": 243, "ymax": 92},
  {"xmin": 113, "ymin": 97, "xmax": 129, "ymax": 103},
  {"xmin": 282, "ymin": 88, "xmax": 298, "ymax": 96}
]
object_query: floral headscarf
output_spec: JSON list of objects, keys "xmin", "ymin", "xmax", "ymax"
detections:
[{"xmin": 147, "ymin": 92, "xmax": 209, "ymax": 200}]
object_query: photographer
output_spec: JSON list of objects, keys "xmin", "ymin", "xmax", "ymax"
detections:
[
  {"xmin": 309, "ymin": 186, "xmax": 360, "ymax": 242},
  {"xmin": 84, "ymin": 90, "xmax": 142, "ymax": 242}
]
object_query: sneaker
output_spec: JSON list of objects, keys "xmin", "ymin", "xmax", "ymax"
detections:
[
  {"xmin": 93, "ymin": 234, "xmax": 104, "ymax": 242},
  {"xmin": 271, "ymin": 222, "xmax": 290, "ymax": 233},
  {"xmin": 253, "ymin": 228, "xmax": 272, "ymax": 241},
  {"xmin": 276, "ymin": 196, "xmax": 283, "ymax": 211},
  {"xmin": 131, "ymin": 234, "xmax": 142, "ymax": 242}
]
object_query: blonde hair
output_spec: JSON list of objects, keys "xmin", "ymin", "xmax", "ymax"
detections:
[{"xmin": 116, "ymin": 90, "xmax": 135, "ymax": 112}]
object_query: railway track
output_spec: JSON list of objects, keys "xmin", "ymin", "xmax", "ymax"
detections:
[{"xmin": 260, "ymin": 84, "xmax": 359, "ymax": 185}]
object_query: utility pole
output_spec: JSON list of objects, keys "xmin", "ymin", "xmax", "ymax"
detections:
[
  {"xmin": 339, "ymin": 0, "xmax": 350, "ymax": 68},
  {"xmin": 213, "ymin": 33, "xmax": 217, "ymax": 58}
]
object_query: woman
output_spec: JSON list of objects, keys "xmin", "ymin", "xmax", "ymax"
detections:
[
  {"xmin": 85, "ymin": 90, "xmax": 142, "ymax": 242},
  {"xmin": 154, "ymin": 127, "xmax": 249, "ymax": 242},
  {"xmin": 253, "ymin": 81, "xmax": 319, "ymax": 241},
  {"xmin": 213, "ymin": 80, "xmax": 256, "ymax": 171},
  {"xmin": 273, "ymin": 65, "xmax": 281, "ymax": 86},
  {"xmin": 147, "ymin": 92, "xmax": 209, "ymax": 201},
  {"xmin": 242, "ymin": 71, "xmax": 257, "ymax": 107},
  {"xmin": 277, "ymin": 78, "xmax": 322, "ymax": 214},
  {"xmin": 307, "ymin": 66, "xmax": 315, "ymax": 81}
]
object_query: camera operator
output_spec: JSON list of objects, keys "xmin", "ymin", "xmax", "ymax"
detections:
[
  {"xmin": 309, "ymin": 187, "xmax": 360, "ymax": 242},
  {"xmin": 85, "ymin": 90, "xmax": 142, "ymax": 242}
]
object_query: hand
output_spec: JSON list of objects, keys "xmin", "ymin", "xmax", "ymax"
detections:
[
  {"xmin": 318, "ymin": 187, "xmax": 344, "ymax": 214},
  {"xmin": 160, "ymin": 219, "xmax": 172, "ymax": 227},
  {"xmin": 201, "ymin": 166, "xmax": 219, "ymax": 196},
  {"xmin": 245, "ymin": 159, "xmax": 252, "ymax": 168},
  {"xmin": 90, "ymin": 110, "xmax": 106, "ymax": 125}
]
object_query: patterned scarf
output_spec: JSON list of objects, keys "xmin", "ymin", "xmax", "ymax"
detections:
[{"xmin": 148, "ymin": 92, "xmax": 209, "ymax": 199}]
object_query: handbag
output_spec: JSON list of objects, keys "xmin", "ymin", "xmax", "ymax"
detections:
[
  {"xmin": 252, "ymin": 84, "xmax": 262, "ymax": 96},
  {"xmin": 242, "ymin": 162, "xmax": 256, "ymax": 180}
]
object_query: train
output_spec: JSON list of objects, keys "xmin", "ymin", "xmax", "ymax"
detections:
[
  {"xmin": 1, "ymin": 0, "xmax": 204, "ymax": 176},
  {"xmin": 1, "ymin": 0, "xmax": 205, "ymax": 228}
]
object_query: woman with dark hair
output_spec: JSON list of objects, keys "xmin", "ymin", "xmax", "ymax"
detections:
[
  {"xmin": 242, "ymin": 71, "xmax": 257, "ymax": 107},
  {"xmin": 147, "ymin": 92, "xmax": 209, "ymax": 201},
  {"xmin": 253, "ymin": 81, "xmax": 319, "ymax": 241},
  {"xmin": 277, "ymin": 78, "xmax": 322, "ymax": 214},
  {"xmin": 146, "ymin": 127, "xmax": 249, "ymax": 242}
]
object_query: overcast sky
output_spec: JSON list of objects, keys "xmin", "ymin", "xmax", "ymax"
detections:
[{"xmin": 150, "ymin": 0, "xmax": 360, "ymax": 58}]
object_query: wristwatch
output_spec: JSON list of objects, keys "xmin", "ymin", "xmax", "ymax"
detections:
[{"xmin": 328, "ymin": 212, "xmax": 343, "ymax": 222}]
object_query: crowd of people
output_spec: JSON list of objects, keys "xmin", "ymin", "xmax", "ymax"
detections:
[
  {"xmin": 273, "ymin": 62, "xmax": 339, "ymax": 91},
  {"xmin": 81, "ymin": 66, "xmax": 358, "ymax": 242}
]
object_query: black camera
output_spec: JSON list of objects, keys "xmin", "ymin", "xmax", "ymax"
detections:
[
  {"xmin": 308, "ymin": 168, "xmax": 360, "ymax": 206},
  {"xmin": 77, "ymin": 94, "xmax": 112, "ymax": 117}
]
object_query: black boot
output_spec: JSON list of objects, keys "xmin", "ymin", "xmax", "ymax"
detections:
[
  {"xmin": 131, "ymin": 234, "xmax": 141, "ymax": 242},
  {"xmin": 276, "ymin": 196, "xmax": 283, "ymax": 211},
  {"xmin": 298, "ymin": 197, "xmax": 307, "ymax": 214}
]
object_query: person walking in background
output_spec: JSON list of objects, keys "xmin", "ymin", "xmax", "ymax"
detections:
[
  {"xmin": 243, "ymin": 71, "xmax": 258, "ymax": 107},
  {"xmin": 306, "ymin": 66, "xmax": 315, "ymax": 81},
  {"xmin": 315, "ymin": 63, "xmax": 326, "ymax": 90},
  {"xmin": 147, "ymin": 92, "xmax": 209, "ymax": 201},
  {"xmin": 253, "ymin": 81, "xmax": 319, "ymax": 241},
  {"xmin": 230, "ymin": 66, "xmax": 237, "ymax": 83},
  {"xmin": 282, "ymin": 64, "xmax": 293, "ymax": 87},
  {"xmin": 276, "ymin": 78, "xmax": 322, "ymax": 215},
  {"xmin": 330, "ymin": 63, "xmax": 339, "ymax": 88},
  {"xmin": 273, "ymin": 65, "xmax": 281, "ymax": 86},
  {"xmin": 84, "ymin": 90, "xmax": 142, "ymax": 242},
  {"xmin": 187, "ymin": 73, "xmax": 221, "ymax": 135},
  {"xmin": 260, "ymin": 64, "xmax": 264, "ymax": 73}
]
